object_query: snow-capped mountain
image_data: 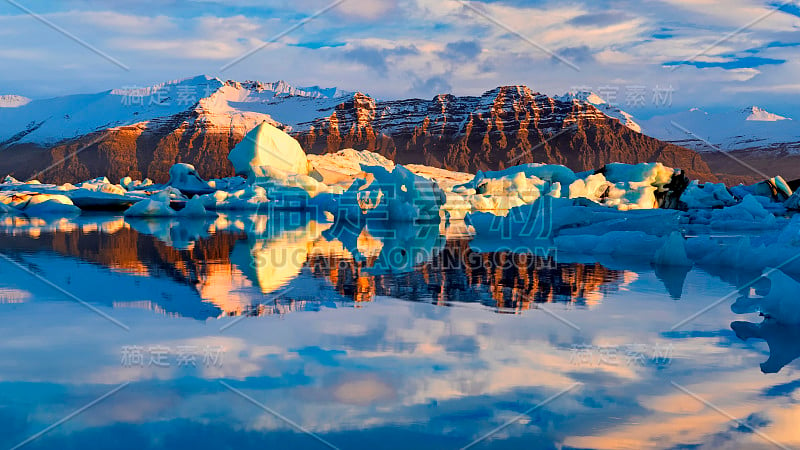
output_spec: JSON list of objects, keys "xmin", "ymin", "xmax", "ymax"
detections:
[
  {"xmin": 0, "ymin": 75, "xmax": 351, "ymax": 147},
  {"xmin": 0, "ymin": 75, "xmax": 711, "ymax": 183},
  {"xmin": 557, "ymin": 91, "xmax": 641, "ymax": 133},
  {"xmin": 640, "ymin": 106, "xmax": 800, "ymax": 153}
]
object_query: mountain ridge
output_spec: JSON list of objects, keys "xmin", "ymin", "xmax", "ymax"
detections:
[{"xmin": 0, "ymin": 75, "xmax": 716, "ymax": 184}]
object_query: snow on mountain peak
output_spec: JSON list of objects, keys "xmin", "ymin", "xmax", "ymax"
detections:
[
  {"xmin": 741, "ymin": 106, "xmax": 790, "ymax": 122},
  {"xmin": 223, "ymin": 79, "xmax": 348, "ymax": 99},
  {"xmin": 560, "ymin": 90, "xmax": 607, "ymax": 105},
  {"xmin": 640, "ymin": 106, "xmax": 800, "ymax": 153},
  {"xmin": 0, "ymin": 95, "xmax": 31, "ymax": 108},
  {"xmin": 557, "ymin": 91, "xmax": 641, "ymax": 133}
]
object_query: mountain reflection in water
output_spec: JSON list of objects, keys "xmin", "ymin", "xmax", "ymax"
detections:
[{"xmin": 0, "ymin": 213, "xmax": 629, "ymax": 319}]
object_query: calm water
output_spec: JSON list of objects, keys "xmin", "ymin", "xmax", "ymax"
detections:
[{"xmin": 0, "ymin": 213, "xmax": 798, "ymax": 450}]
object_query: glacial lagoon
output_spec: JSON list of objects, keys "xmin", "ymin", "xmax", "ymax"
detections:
[{"xmin": 0, "ymin": 212, "xmax": 798, "ymax": 450}]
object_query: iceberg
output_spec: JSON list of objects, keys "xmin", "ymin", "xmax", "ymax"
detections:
[
  {"xmin": 731, "ymin": 176, "xmax": 792, "ymax": 202},
  {"xmin": 228, "ymin": 122, "xmax": 310, "ymax": 183},
  {"xmin": 198, "ymin": 187, "xmax": 268, "ymax": 211},
  {"xmin": 167, "ymin": 163, "xmax": 214, "ymax": 196},
  {"xmin": 75, "ymin": 177, "xmax": 127, "ymax": 196},
  {"xmin": 0, "ymin": 192, "xmax": 81, "ymax": 216},
  {"xmin": 307, "ymin": 149, "xmax": 395, "ymax": 186},
  {"xmin": 652, "ymin": 232, "xmax": 693, "ymax": 267},
  {"xmin": 680, "ymin": 181, "xmax": 736, "ymax": 209},
  {"xmin": 120, "ymin": 176, "xmax": 154, "ymax": 191},
  {"xmin": 124, "ymin": 199, "xmax": 176, "ymax": 218},
  {"xmin": 178, "ymin": 196, "xmax": 215, "ymax": 217},
  {"xmin": 356, "ymin": 164, "xmax": 446, "ymax": 222}
]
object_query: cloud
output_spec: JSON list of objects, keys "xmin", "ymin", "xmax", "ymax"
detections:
[
  {"xmin": 0, "ymin": 0, "xmax": 798, "ymax": 114},
  {"xmin": 555, "ymin": 45, "xmax": 595, "ymax": 63},
  {"xmin": 723, "ymin": 83, "xmax": 800, "ymax": 93},
  {"xmin": 438, "ymin": 40, "xmax": 482, "ymax": 62},
  {"xmin": 336, "ymin": 0, "xmax": 397, "ymax": 20},
  {"xmin": 568, "ymin": 11, "xmax": 634, "ymax": 27},
  {"xmin": 409, "ymin": 73, "xmax": 452, "ymax": 97},
  {"xmin": 341, "ymin": 44, "xmax": 418, "ymax": 75}
]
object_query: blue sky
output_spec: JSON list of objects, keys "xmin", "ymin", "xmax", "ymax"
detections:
[{"xmin": 0, "ymin": 0, "xmax": 798, "ymax": 117}]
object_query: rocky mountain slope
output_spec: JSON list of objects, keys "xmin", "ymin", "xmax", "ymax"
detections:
[{"xmin": 0, "ymin": 75, "xmax": 714, "ymax": 184}]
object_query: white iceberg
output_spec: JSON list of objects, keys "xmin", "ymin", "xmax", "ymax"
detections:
[
  {"xmin": 0, "ymin": 192, "xmax": 81, "ymax": 216},
  {"xmin": 167, "ymin": 163, "xmax": 213, "ymax": 195},
  {"xmin": 307, "ymin": 149, "xmax": 394, "ymax": 186},
  {"xmin": 680, "ymin": 181, "xmax": 736, "ymax": 209},
  {"xmin": 75, "ymin": 177, "xmax": 126, "ymax": 196},
  {"xmin": 124, "ymin": 199, "xmax": 176, "ymax": 217},
  {"xmin": 120, "ymin": 176, "xmax": 154, "ymax": 191},
  {"xmin": 228, "ymin": 122, "xmax": 310, "ymax": 182}
]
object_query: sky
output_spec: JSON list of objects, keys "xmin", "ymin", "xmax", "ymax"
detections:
[{"xmin": 0, "ymin": 0, "xmax": 798, "ymax": 118}]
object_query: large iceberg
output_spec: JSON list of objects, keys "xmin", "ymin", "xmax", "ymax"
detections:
[{"xmin": 228, "ymin": 122, "xmax": 310, "ymax": 182}]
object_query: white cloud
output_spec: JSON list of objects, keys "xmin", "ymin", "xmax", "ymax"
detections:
[{"xmin": 0, "ymin": 0, "xmax": 796, "ymax": 112}]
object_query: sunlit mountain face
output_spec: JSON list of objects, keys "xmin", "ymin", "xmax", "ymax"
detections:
[{"xmin": 1, "ymin": 213, "xmax": 800, "ymax": 450}]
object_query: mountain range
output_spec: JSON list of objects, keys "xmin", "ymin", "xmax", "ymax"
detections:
[{"xmin": 0, "ymin": 75, "xmax": 795, "ymax": 184}]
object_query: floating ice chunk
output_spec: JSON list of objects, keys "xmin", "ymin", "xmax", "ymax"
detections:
[
  {"xmin": 355, "ymin": 164, "xmax": 445, "ymax": 222},
  {"xmin": 228, "ymin": 122, "xmax": 309, "ymax": 182},
  {"xmin": 124, "ymin": 199, "xmax": 176, "ymax": 217},
  {"xmin": 21, "ymin": 194, "xmax": 80, "ymax": 216},
  {"xmin": 568, "ymin": 173, "xmax": 610, "ymax": 202},
  {"xmin": 553, "ymin": 231, "xmax": 665, "ymax": 257},
  {"xmin": 732, "ymin": 176, "xmax": 792, "ymax": 202},
  {"xmin": 785, "ymin": 189, "xmax": 800, "ymax": 211},
  {"xmin": 0, "ymin": 192, "xmax": 80, "ymax": 216},
  {"xmin": 307, "ymin": 149, "xmax": 395, "ymax": 185},
  {"xmin": 457, "ymin": 164, "xmax": 576, "ymax": 195},
  {"xmin": 168, "ymin": 163, "xmax": 213, "ymax": 195},
  {"xmin": 120, "ymin": 177, "xmax": 154, "ymax": 191},
  {"xmin": 594, "ymin": 231, "xmax": 665, "ymax": 257},
  {"xmin": 199, "ymin": 186, "xmax": 268, "ymax": 211},
  {"xmin": 152, "ymin": 187, "xmax": 184, "ymax": 203},
  {"xmin": 178, "ymin": 196, "xmax": 214, "ymax": 217},
  {"xmin": 66, "ymin": 190, "xmax": 142, "ymax": 210},
  {"xmin": 75, "ymin": 177, "xmax": 126, "ymax": 196},
  {"xmin": 602, "ymin": 162, "xmax": 674, "ymax": 188},
  {"xmin": 653, "ymin": 232, "xmax": 692, "ymax": 267},
  {"xmin": 680, "ymin": 181, "xmax": 736, "ymax": 209},
  {"xmin": 603, "ymin": 184, "xmax": 658, "ymax": 210},
  {"xmin": 708, "ymin": 195, "xmax": 776, "ymax": 230},
  {"xmin": 776, "ymin": 214, "xmax": 800, "ymax": 246},
  {"xmin": 207, "ymin": 176, "xmax": 247, "ymax": 192},
  {"xmin": 598, "ymin": 163, "xmax": 677, "ymax": 210},
  {"xmin": 756, "ymin": 269, "xmax": 800, "ymax": 325}
]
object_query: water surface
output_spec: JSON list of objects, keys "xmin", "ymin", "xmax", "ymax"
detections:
[{"xmin": 0, "ymin": 213, "xmax": 797, "ymax": 450}]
